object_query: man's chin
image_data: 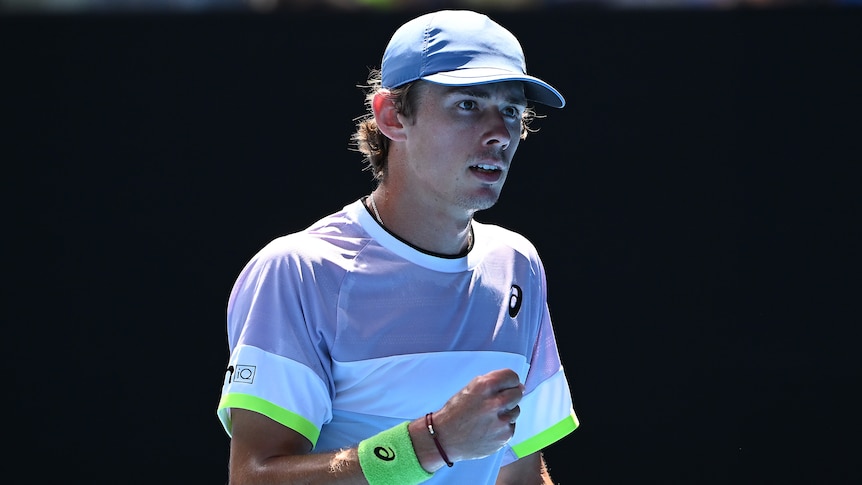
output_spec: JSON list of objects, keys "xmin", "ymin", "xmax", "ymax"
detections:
[{"xmin": 469, "ymin": 192, "xmax": 502, "ymax": 212}]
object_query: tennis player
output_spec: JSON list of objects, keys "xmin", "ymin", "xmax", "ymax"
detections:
[{"xmin": 217, "ymin": 10, "xmax": 579, "ymax": 484}]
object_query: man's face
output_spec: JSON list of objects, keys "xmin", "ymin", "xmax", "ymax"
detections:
[{"xmin": 399, "ymin": 81, "xmax": 527, "ymax": 213}]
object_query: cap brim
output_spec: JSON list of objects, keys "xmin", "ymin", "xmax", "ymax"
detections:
[{"xmin": 421, "ymin": 68, "xmax": 566, "ymax": 108}]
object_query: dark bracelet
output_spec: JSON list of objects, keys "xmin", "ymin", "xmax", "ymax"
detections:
[{"xmin": 425, "ymin": 412, "xmax": 454, "ymax": 467}]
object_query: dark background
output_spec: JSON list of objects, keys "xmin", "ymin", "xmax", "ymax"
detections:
[{"xmin": 4, "ymin": 6, "xmax": 861, "ymax": 484}]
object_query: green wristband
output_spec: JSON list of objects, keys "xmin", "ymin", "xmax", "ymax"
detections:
[{"xmin": 358, "ymin": 421, "xmax": 434, "ymax": 485}]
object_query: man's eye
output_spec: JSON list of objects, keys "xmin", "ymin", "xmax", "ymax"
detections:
[
  {"xmin": 458, "ymin": 100, "xmax": 478, "ymax": 110},
  {"xmin": 503, "ymin": 107, "xmax": 521, "ymax": 118}
]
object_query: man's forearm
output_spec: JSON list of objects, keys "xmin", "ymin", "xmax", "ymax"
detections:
[
  {"xmin": 231, "ymin": 448, "xmax": 367, "ymax": 485},
  {"xmin": 232, "ymin": 418, "xmax": 444, "ymax": 485}
]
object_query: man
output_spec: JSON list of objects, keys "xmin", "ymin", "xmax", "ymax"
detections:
[{"xmin": 217, "ymin": 10, "xmax": 578, "ymax": 484}]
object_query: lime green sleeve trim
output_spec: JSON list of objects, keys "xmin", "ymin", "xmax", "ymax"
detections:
[
  {"xmin": 218, "ymin": 393, "xmax": 321, "ymax": 446},
  {"xmin": 510, "ymin": 412, "xmax": 579, "ymax": 459}
]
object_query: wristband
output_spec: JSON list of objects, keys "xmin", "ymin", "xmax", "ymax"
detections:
[{"xmin": 358, "ymin": 421, "xmax": 434, "ymax": 485}]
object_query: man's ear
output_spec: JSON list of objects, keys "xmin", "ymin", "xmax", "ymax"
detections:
[{"xmin": 372, "ymin": 92, "xmax": 407, "ymax": 142}]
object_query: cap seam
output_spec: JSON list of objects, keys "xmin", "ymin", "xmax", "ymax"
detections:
[{"xmin": 420, "ymin": 19, "xmax": 431, "ymax": 78}]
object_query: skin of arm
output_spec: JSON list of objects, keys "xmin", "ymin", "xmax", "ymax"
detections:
[
  {"xmin": 229, "ymin": 408, "xmax": 366, "ymax": 485},
  {"xmin": 496, "ymin": 452, "xmax": 556, "ymax": 485}
]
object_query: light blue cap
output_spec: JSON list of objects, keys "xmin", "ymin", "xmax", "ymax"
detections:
[{"xmin": 381, "ymin": 10, "xmax": 566, "ymax": 108}]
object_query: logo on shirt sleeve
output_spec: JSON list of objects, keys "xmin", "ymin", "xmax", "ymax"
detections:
[{"xmin": 227, "ymin": 364, "xmax": 257, "ymax": 384}]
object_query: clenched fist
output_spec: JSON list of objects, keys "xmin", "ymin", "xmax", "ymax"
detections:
[{"xmin": 428, "ymin": 368, "xmax": 525, "ymax": 462}]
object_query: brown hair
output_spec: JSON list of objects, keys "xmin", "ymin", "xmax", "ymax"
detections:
[{"xmin": 351, "ymin": 69, "xmax": 538, "ymax": 183}]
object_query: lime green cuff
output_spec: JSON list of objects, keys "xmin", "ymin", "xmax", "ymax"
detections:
[{"xmin": 358, "ymin": 422, "xmax": 433, "ymax": 485}]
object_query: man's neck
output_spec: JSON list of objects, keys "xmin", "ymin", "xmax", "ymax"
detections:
[{"xmin": 368, "ymin": 189, "xmax": 473, "ymax": 256}]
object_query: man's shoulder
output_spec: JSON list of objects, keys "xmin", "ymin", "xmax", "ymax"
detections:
[
  {"xmin": 253, "ymin": 201, "xmax": 372, "ymax": 264},
  {"xmin": 473, "ymin": 220, "xmax": 539, "ymax": 257}
]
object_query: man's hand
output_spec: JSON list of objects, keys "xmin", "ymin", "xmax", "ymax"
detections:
[{"xmin": 429, "ymin": 368, "xmax": 525, "ymax": 462}]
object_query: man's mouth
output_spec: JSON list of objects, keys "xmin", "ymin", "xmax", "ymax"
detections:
[{"xmin": 471, "ymin": 163, "xmax": 502, "ymax": 173}]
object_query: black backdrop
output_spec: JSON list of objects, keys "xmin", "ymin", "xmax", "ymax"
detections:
[{"xmin": 5, "ymin": 7, "xmax": 861, "ymax": 484}]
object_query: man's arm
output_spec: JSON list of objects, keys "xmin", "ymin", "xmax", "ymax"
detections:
[
  {"xmin": 495, "ymin": 452, "xmax": 556, "ymax": 485},
  {"xmin": 228, "ymin": 369, "xmax": 525, "ymax": 484},
  {"xmin": 229, "ymin": 408, "xmax": 366, "ymax": 484}
]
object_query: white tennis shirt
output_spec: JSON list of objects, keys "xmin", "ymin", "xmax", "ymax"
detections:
[{"xmin": 217, "ymin": 199, "xmax": 578, "ymax": 483}]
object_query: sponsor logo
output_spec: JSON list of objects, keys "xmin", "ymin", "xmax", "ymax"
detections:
[
  {"xmin": 374, "ymin": 446, "xmax": 395, "ymax": 461},
  {"xmin": 508, "ymin": 284, "xmax": 522, "ymax": 318},
  {"xmin": 226, "ymin": 364, "xmax": 257, "ymax": 384}
]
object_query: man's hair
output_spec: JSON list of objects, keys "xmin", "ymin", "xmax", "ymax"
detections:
[{"xmin": 351, "ymin": 69, "xmax": 538, "ymax": 183}]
